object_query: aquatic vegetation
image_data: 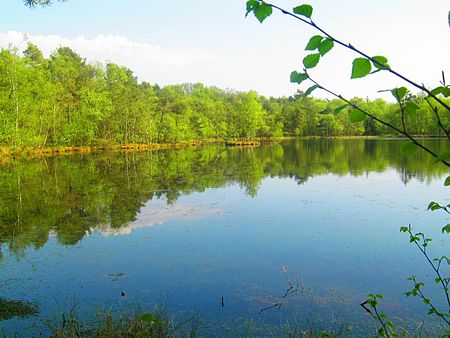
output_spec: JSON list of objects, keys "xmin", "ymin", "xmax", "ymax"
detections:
[{"xmin": 0, "ymin": 297, "xmax": 38, "ymax": 320}]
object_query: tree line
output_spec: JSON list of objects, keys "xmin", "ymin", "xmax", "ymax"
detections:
[{"xmin": 1, "ymin": 43, "xmax": 449, "ymax": 148}]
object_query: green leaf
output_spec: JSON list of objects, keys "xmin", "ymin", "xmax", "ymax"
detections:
[
  {"xmin": 140, "ymin": 313, "xmax": 154, "ymax": 324},
  {"xmin": 427, "ymin": 201, "xmax": 442, "ymax": 211},
  {"xmin": 349, "ymin": 109, "xmax": 367, "ymax": 123},
  {"xmin": 430, "ymin": 86, "xmax": 450, "ymax": 97},
  {"xmin": 293, "ymin": 4, "xmax": 313, "ymax": 18},
  {"xmin": 351, "ymin": 58, "xmax": 372, "ymax": 79},
  {"xmin": 304, "ymin": 84, "xmax": 319, "ymax": 97},
  {"xmin": 303, "ymin": 53, "xmax": 320, "ymax": 69},
  {"xmin": 290, "ymin": 71, "xmax": 308, "ymax": 84},
  {"xmin": 318, "ymin": 38, "xmax": 334, "ymax": 56},
  {"xmin": 245, "ymin": 0, "xmax": 259, "ymax": 16},
  {"xmin": 400, "ymin": 142, "xmax": 419, "ymax": 156},
  {"xmin": 254, "ymin": 2, "xmax": 272, "ymax": 23},
  {"xmin": 432, "ymin": 150, "xmax": 450, "ymax": 164},
  {"xmin": 391, "ymin": 87, "xmax": 408, "ymax": 101},
  {"xmin": 305, "ymin": 35, "xmax": 323, "ymax": 51},
  {"xmin": 444, "ymin": 176, "xmax": 450, "ymax": 186},
  {"xmin": 371, "ymin": 55, "xmax": 390, "ymax": 70},
  {"xmin": 404, "ymin": 101, "xmax": 419, "ymax": 117},
  {"xmin": 334, "ymin": 104, "xmax": 348, "ymax": 114}
]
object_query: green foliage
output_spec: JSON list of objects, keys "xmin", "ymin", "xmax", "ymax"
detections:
[
  {"xmin": 138, "ymin": 312, "xmax": 166, "ymax": 337},
  {"xmin": 290, "ymin": 71, "xmax": 308, "ymax": 84},
  {"xmin": 400, "ymin": 224, "xmax": 450, "ymax": 327},
  {"xmin": 254, "ymin": 2, "xmax": 273, "ymax": 23},
  {"xmin": 391, "ymin": 87, "xmax": 408, "ymax": 102},
  {"xmin": 351, "ymin": 58, "xmax": 372, "ymax": 79},
  {"xmin": 305, "ymin": 35, "xmax": 323, "ymax": 50},
  {"xmin": 1, "ymin": 43, "xmax": 449, "ymax": 148},
  {"xmin": 444, "ymin": 176, "xmax": 450, "ymax": 187},
  {"xmin": 430, "ymin": 86, "xmax": 450, "ymax": 97},
  {"xmin": 293, "ymin": 4, "xmax": 313, "ymax": 18},
  {"xmin": 245, "ymin": 1, "xmax": 272, "ymax": 23},
  {"xmin": 362, "ymin": 294, "xmax": 397, "ymax": 338},
  {"xmin": 349, "ymin": 109, "xmax": 366, "ymax": 123},
  {"xmin": 334, "ymin": 104, "xmax": 349, "ymax": 114},
  {"xmin": 427, "ymin": 201, "xmax": 444, "ymax": 211},
  {"xmin": 304, "ymin": 84, "xmax": 319, "ymax": 96},
  {"xmin": 24, "ymin": 0, "xmax": 66, "ymax": 7},
  {"xmin": 404, "ymin": 101, "xmax": 419, "ymax": 117},
  {"xmin": 303, "ymin": 53, "xmax": 321, "ymax": 69},
  {"xmin": 432, "ymin": 150, "xmax": 450, "ymax": 164},
  {"xmin": 318, "ymin": 39, "xmax": 334, "ymax": 56},
  {"xmin": 246, "ymin": 0, "xmax": 259, "ymax": 15},
  {"xmin": 399, "ymin": 142, "xmax": 419, "ymax": 156},
  {"xmin": 371, "ymin": 56, "xmax": 390, "ymax": 70}
]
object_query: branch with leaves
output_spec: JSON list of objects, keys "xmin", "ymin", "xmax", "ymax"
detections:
[
  {"xmin": 23, "ymin": 0, "xmax": 66, "ymax": 8},
  {"xmin": 246, "ymin": 1, "xmax": 450, "ymax": 169},
  {"xmin": 246, "ymin": 1, "xmax": 450, "ymax": 333},
  {"xmin": 400, "ymin": 224, "xmax": 450, "ymax": 326},
  {"xmin": 360, "ymin": 294, "xmax": 396, "ymax": 338},
  {"xmin": 246, "ymin": 0, "xmax": 450, "ymax": 111}
]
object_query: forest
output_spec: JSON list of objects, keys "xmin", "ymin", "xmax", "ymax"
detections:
[{"xmin": 1, "ymin": 43, "xmax": 449, "ymax": 149}]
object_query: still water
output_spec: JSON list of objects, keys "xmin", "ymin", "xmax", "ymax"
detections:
[{"xmin": 0, "ymin": 139, "xmax": 449, "ymax": 336}]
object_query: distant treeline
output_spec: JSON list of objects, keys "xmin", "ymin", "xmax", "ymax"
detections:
[{"xmin": 1, "ymin": 43, "xmax": 449, "ymax": 147}]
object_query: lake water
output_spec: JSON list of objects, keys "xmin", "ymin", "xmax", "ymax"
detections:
[{"xmin": 0, "ymin": 139, "xmax": 449, "ymax": 336}]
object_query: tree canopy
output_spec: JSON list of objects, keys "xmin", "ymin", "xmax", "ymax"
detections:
[{"xmin": 0, "ymin": 43, "xmax": 448, "ymax": 149}]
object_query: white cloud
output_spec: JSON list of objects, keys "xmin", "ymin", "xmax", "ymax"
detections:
[
  {"xmin": 0, "ymin": 16, "xmax": 448, "ymax": 101},
  {"xmin": 90, "ymin": 202, "xmax": 222, "ymax": 236},
  {"xmin": 0, "ymin": 30, "xmax": 224, "ymax": 85}
]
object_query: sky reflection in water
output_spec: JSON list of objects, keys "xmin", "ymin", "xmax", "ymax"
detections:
[{"xmin": 0, "ymin": 139, "xmax": 449, "ymax": 336}]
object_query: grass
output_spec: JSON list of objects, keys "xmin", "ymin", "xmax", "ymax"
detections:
[
  {"xmin": 43, "ymin": 305, "xmax": 203, "ymax": 338},
  {"xmin": 1, "ymin": 300, "xmax": 446, "ymax": 337}
]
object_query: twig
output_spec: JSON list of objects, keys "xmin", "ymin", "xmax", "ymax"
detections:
[{"xmin": 405, "ymin": 225, "xmax": 450, "ymax": 309}]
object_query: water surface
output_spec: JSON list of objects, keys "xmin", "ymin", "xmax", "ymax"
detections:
[{"xmin": 0, "ymin": 139, "xmax": 449, "ymax": 336}]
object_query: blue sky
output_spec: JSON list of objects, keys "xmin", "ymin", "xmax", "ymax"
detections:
[{"xmin": 1, "ymin": 0, "xmax": 449, "ymax": 99}]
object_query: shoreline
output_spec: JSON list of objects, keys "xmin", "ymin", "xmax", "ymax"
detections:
[
  {"xmin": 0, "ymin": 135, "xmax": 443, "ymax": 159},
  {"xmin": 0, "ymin": 137, "xmax": 291, "ymax": 158}
]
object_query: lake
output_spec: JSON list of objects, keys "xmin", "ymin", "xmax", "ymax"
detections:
[{"xmin": 0, "ymin": 138, "xmax": 449, "ymax": 336}]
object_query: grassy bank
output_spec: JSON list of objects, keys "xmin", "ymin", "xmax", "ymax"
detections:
[
  {"xmin": 0, "ymin": 137, "xmax": 294, "ymax": 159},
  {"xmin": 0, "ymin": 141, "xmax": 204, "ymax": 159}
]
